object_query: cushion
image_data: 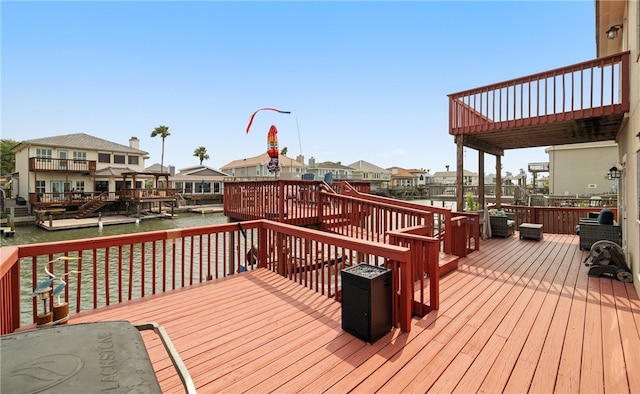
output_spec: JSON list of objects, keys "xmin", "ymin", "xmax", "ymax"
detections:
[{"xmin": 597, "ymin": 208, "xmax": 614, "ymax": 225}]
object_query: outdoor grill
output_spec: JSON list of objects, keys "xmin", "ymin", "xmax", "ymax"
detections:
[{"xmin": 1, "ymin": 321, "xmax": 195, "ymax": 393}]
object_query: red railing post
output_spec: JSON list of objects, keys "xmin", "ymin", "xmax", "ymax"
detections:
[
  {"xmin": 398, "ymin": 257, "xmax": 412, "ymax": 333},
  {"xmin": 0, "ymin": 247, "xmax": 21, "ymax": 334}
]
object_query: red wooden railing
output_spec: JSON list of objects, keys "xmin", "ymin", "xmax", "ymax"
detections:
[
  {"xmin": 30, "ymin": 191, "xmax": 119, "ymax": 207},
  {"xmin": 449, "ymin": 51, "xmax": 630, "ymax": 134},
  {"xmin": 0, "ymin": 220, "xmax": 427, "ymax": 335},
  {"xmin": 223, "ymin": 180, "xmax": 480, "ymax": 256},
  {"xmin": 388, "ymin": 226, "xmax": 440, "ymax": 315},
  {"xmin": 318, "ymin": 193, "xmax": 434, "ymax": 243},
  {"xmin": 493, "ymin": 204, "xmax": 618, "ymax": 235},
  {"xmin": 0, "ymin": 247, "xmax": 20, "ymax": 335},
  {"xmin": 336, "ymin": 188, "xmax": 479, "ymax": 255}
]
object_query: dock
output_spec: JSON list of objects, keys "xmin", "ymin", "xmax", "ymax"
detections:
[
  {"xmin": 0, "ymin": 227, "xmax": 15, "ymax": 237},
  {"xmin": 36, "ymin": 213, "xmax": 171, "ymax": 231},
  {"xmin": 188, "ymin": 206, "xmax": 224, "ymax": 214}
]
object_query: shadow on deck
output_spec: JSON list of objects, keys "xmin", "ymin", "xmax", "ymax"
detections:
[{"xmin": 67, "ymin": 232, "xmax": 640, "ymax": 393}]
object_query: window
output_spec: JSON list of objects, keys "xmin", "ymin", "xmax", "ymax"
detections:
[
  {"xmin": 98, "ymin": 153, "xmax": 111, "ymax": 163},
  {"xmin": 113, "ymin": 155, "xmax": 125, "ymax": 164},
  {"xmin": 213, "ymin": 182, "xmax": 220, "ymax": 193},
  {"xmin": 74, "ymin": 181, "xmax": 85, "ymax": 191},
  {"xmin": 196, "ymin": 182, "xmax": 211, "ymax": 193},
  {"xmin": 73, "ymin": 151, "xmax": 87, "ymax": 163},
  {"xmin": 36, "ymin": 180, "xmax": 46, "ymax": 193},
  {"xmin": 128, "ymin": 155, "xmax": 139, "ymax": 165},
  {"xmin": 115, "ymin": 180, "xmax": 131, "ymax": 192},
  {"xmin": 36, "ymin": 148, "xmax": 52, "ymax": 162},
  {"xmin": 95, "ymin": 181, "xmax": 109, "ymax": 192},
  {"xmin": 175, "ymin": 182, "xmax": 183, "ymax": 193}
]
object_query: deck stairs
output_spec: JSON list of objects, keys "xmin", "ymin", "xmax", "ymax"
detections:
[
  {"xmin": 323, "ymin": 186, "xmax": 465, "ymax": 278},
  {"xmin": 175, "ymin": 194, "xmax": 187, "ymax": 207},
  {"xmin": 4, "ymin": 206, "xmax": 29, "ymax": 217},
  {"xmin": 322, "ymin": 219, "xmax": 460, "ymax": 278},
  {"xmin": 320, "ymin": 216, "xmax": 352, "ymax": 231},
  {"xmin": 75, "ymin": 197, "xmax": 108, "ymax": 219},
  {"xmin": 438, "ymin": 252, "xmax": 459, "ymax": 276}
]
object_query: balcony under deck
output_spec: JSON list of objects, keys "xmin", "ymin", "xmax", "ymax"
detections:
[{"xmin": 68, "ymin": 232, "xmax": 640, "ymax": 393}]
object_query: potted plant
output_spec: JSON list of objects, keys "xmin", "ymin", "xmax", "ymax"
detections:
[{"xmin": 464, "ymin": 192, "xmax": 481, "ymax": 212}]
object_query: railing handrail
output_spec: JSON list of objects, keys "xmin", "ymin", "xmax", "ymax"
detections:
[
  {"xmin": 388, "ymin": 226, "xmax": 440, "ymax": 314},
  {"xmin": 449, "ymin": 51, "xmax": 630, "ymax": 133},
  {"xmin": 1, "ymin": 219, "xmax": 419, "ymax": 335},
  {"xmin": 491, "ymin": 204, "xmax": 618, "ymax": 235},
  {"xmin": 329, "ymin": 189, "xmax": 466, "ymax": 254},
  {"xmin": 448, "ymin": 51, "xmax": 630, "ymax": 98},
  {"xmin": 223, "ymin": 180, "xmax": 478, "ymax": 255},
  {"xmin": 28, "ymin": 157, "xmax": 97, "ymax": 172}
]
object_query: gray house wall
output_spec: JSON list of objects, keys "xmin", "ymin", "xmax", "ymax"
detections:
[{"xmin": 546, "ymin": 142, "xmax": 618, "ymax": 196}]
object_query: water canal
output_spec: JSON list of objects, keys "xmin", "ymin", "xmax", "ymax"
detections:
[
  {"xmin": 1, "ymin": 212, "xmax": 229, "ymax": 247},
  {"xmin": 2, "ymin": 199, "xmax": 456, "ymax": 247}
]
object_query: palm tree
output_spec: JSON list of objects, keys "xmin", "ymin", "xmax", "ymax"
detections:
[
  {"xmin": 193, "ymin": 146, "xmax": 210, "ymax": 165},
  {"xmin": 280, "ymin": 146, "xmax": 288, "ymax": 156},
  {"xmin": 151, "ymin": 125, "xmax": 171, "ymax": 173}
]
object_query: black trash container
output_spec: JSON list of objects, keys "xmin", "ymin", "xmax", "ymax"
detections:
[
  {"xmin": 341, "ymin": 264, "xmax": 392, "ymax": 343},
  {"xmin": 15, "ymin": 196, "xmax": 26, "ymax": 206}
]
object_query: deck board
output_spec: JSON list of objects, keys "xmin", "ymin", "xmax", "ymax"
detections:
[{"xmin": 65, "ymin": 232, "xmax": 640, "ymax": 393}]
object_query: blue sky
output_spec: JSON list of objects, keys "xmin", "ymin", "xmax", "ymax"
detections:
[{"xmin": 2, "ymin": 1, "xmax": 595, "ymax": 176}]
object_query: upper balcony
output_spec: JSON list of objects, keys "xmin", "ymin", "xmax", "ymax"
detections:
[
  {"xmin": 29, "ymin": 157, "xmax": 97, "ymax": 173},
  {"xmin": 448, "ymin": 52, "xmax": 630, "ymax": 156}
]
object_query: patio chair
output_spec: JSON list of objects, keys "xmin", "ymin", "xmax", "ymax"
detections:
[
  {"xmin": 578, "ymin": 208, "xmax": 621, "ymax": 250},
  {"xmin": 323, "ymin": 172, "xmax": 333, "ymax": 184},
  {"xmin": 489, "ymin": 211, "xmax": 515, "ymax": 238},
  {"xmin": 299, "ymin": 173, "xmax": 315, "ymax": 204}
]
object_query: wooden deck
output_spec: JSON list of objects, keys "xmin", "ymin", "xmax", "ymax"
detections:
[{"xmin": 68, "ymin": 232, "xmax": 640, "ymax": 393}]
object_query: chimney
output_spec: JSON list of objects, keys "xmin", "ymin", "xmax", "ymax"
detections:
[
  {"xmin": 308, "ymin": 156, "xmax": 315, "ymax": 168},
  {"xmin": 129, "ymin": 137, "xmax": 139, "ymax": 150},
  {"xmin": 296, "ymin": 154, "xmax": 304, "ymax": 164},
  {"xmin": 169, "ymin": 165, "xmax": 175, "ymax": 176}
]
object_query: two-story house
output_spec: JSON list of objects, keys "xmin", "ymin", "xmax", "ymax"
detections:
[
  {"xmin": 10, "ymin": 133, "xmax": 149, "ymax": 213},
  {"xmin": 305, "ymin": 157, "xmax": 355, "ymax": 181},
  {"xmin": 387, "ymin": 167, "xmax": 419, "ymax": 188},
  {"xmin": 408, "ymin": 168, "xmax": 432, "ymax": 186},
  {"xmin": 220, "ymin": 153, "xmax": 306, "ymax": 180},
  {"xmin": 432, "ymin": 169, "xmax": 478, "ymax": 185},
  {"xmin": 348, "ymin": 160, "xmax": 391, "ymax": 192}
]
